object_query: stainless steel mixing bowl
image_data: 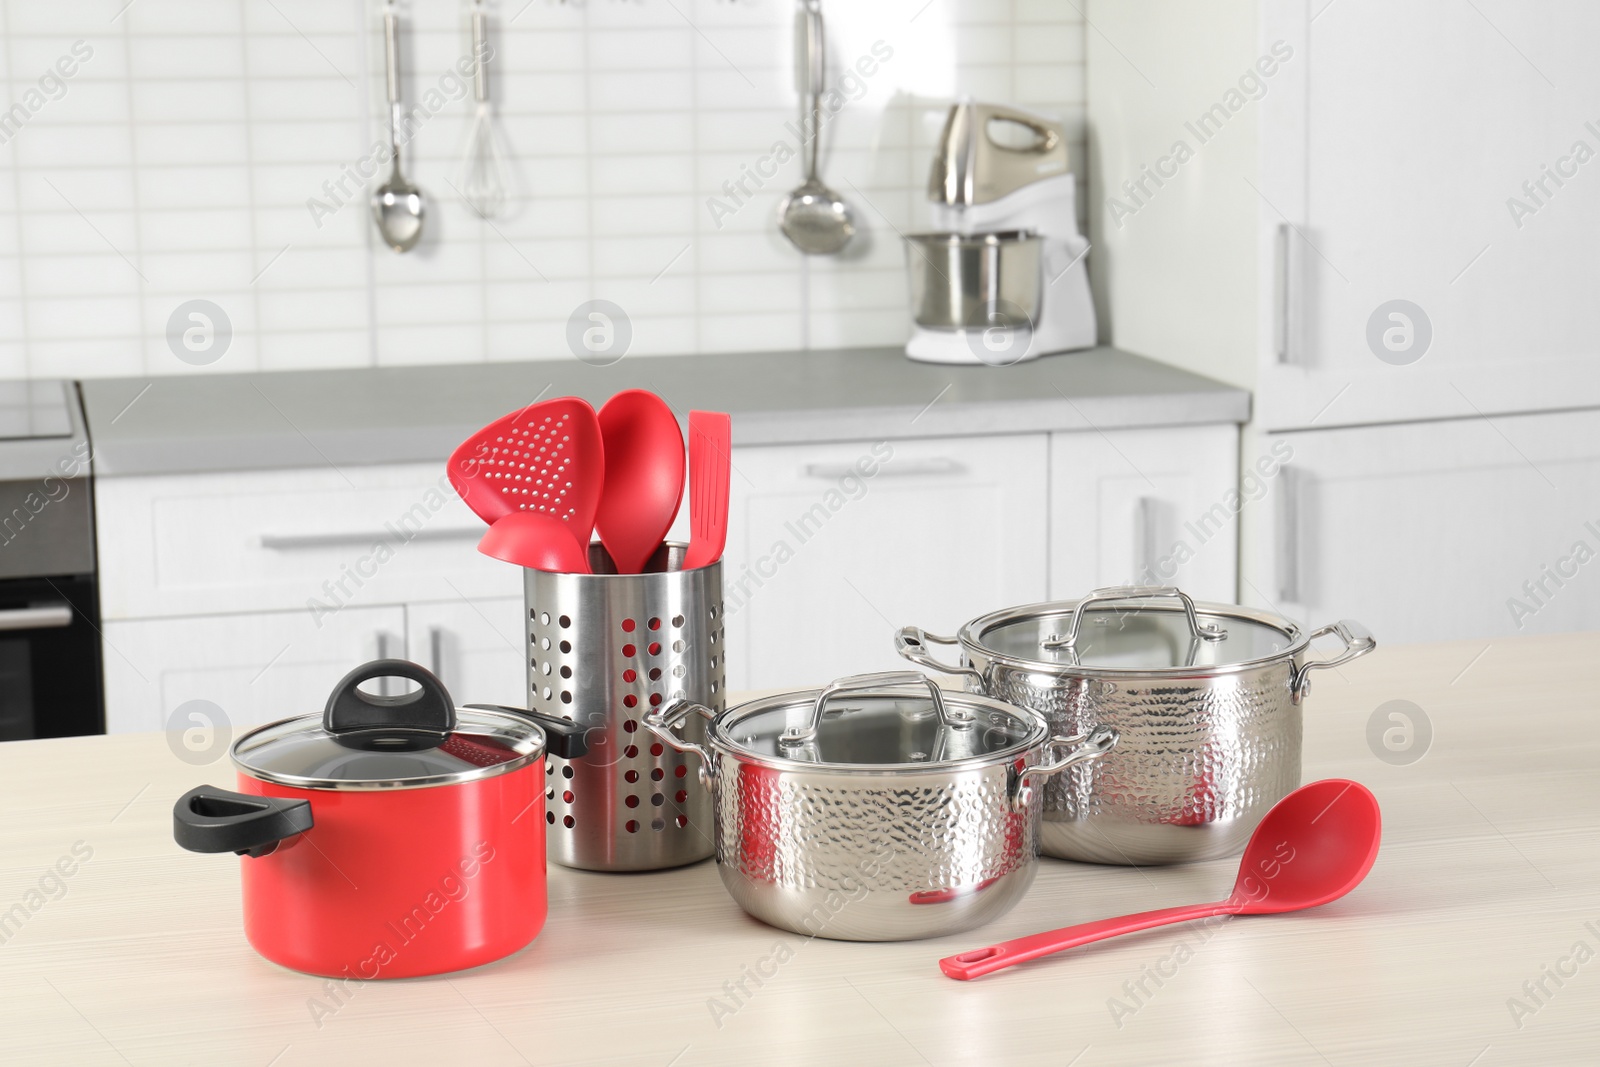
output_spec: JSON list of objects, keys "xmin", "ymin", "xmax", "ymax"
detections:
[{"xmin": 904, "ymin": 230, "xmax": 1041, "ymax": 329}]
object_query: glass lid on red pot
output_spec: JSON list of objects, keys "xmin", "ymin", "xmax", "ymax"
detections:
[
  {"xmin": 714, "ymin": 672, "xmax": 1047, "ymax": 769},
  {"xmin": 970, "ymin": 588, "xmax": 1303, "ymax": 673},
  {"xmin": 230, "ymin": 661, "xmax": 562, "ymax": 790}
]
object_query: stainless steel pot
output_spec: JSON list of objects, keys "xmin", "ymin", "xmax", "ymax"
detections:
[
  {"xmin": 904, "ymin": 230, "xmax": 1041, "ymax": 329},
  {"xmin": 896, "ymin": 586, "xmax": 1375, "ymax": 866},
  {"xmin": 645, "ymin": 671, "xmax": 1116, "ymax": 941}
]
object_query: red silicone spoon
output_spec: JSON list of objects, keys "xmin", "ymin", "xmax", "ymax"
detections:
[
  {"xmin": 940, "ymin": 778, "xmax": 1382, "ymax": 981},
  {"xmin": 595, "ymin": 390, "xmax": 685, "ymax": 573}
]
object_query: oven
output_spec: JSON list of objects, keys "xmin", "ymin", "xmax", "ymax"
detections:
[
  {"xmin": 0, "ymin": 575, "xmax": 103, "ymax": 739},
  {"xmin": 0, "ymin": 381, "xmax": 103, "ymax": 740}
]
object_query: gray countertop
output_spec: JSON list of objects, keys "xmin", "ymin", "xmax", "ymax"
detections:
[{"xmin": 79, "ymin": 346, "xmax": 1250, "ymax": 476}]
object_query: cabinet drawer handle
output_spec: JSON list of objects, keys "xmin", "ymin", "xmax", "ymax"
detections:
[
  {"xmin": 0, "ymin": 604, "xmax": 73, "ymax": 631},
  {"xmin": 1276, "ymin": 464, "xmax": 1301, "ymax": 602},
  {"xmin": 260, "ymin": 528, "xmax": 481, "ymax": 550},
  {"xmin": 1134, "ymin": 496, "xmax": 1159, "ymax": 581},
  {"xmin": 1275, "ymin": 222, "xmax": 1295, "ymax": 365},
  {"xmin": 801, "ymin": 458, "xmax": 964, "ymax": 479},
  {"xmin": 374, "ymin": 633, "xmax": 398, "ymax": 696},
  {"xmin": 429, "ymin": 626, "xmax": 445, "ymax": 680}
]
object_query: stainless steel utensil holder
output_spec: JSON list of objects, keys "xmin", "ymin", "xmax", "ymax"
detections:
[{"xmin": 526, "ymin": 543, "xmax": 722, "ymax": 871}]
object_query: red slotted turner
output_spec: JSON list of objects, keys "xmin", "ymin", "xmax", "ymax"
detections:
[
  {"xmin": 683, "ymin": 411, "xmax": 731, "ymax": 570},
  {"xmin": 447, "ymin": 398, "xmax": 604, "ymax": 545}
]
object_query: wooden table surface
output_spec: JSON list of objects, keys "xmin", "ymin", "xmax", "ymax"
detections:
[{"xmin": 2, "ymin": 633, "xmax": 1597, "ymax": 1066}]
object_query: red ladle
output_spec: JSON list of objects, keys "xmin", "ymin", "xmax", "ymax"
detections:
[
  {"xmin": 940, "ymin": 779, "xmax": 1382, "ymax": 981},
  {"xmin": 596, "ymin": 390, "xmax": 685, "ymax": 573}
]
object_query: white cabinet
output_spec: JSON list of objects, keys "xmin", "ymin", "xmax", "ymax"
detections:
[
  {"xmin": 405, "ymin": 598, "xmax": 527, "ymax": 709},
  {"xmin": 720, "ymin": 434, "xmax": 1050, "ymax": 690},
  {"xmin": 1088, "ymin": 0, "xmax": 1600, "ymax": 429},
  {"xmin": 102, "ymin": 606, "xmax": 405, "ymax": 735},
  {"xmin": 1259, "ymin": 0, "xmax": 1600, "ymax": 429},
  {"xmin": 94, "ymin": 426, "xmax": 1240, "ymax": 712},
  {"xmin": 1049, "ymin": 424, "xmax": 1239, "ymax": 602},
  {"xmin": 95, "ymin": 463, "xmax": 519, "ymax": 621},
  {"xmin": 1244, "ymin": 409, "xmax": 1600, "ymax": 643},
  {"xmin": 103, "ymin": 599, "xmax": 530, "ymax": 735},
  {"xmin": 1089, "ymin": 0, "xmax": 1600, "ymax": 644},
  {"xmin": 95, "ymin": 463, "xmax": 536, "ymax": 729}
]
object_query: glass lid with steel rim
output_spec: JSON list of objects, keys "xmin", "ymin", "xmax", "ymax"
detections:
[
  {"xmin": 972, "ymin": 587, "xmax": 1303, "ymax": 672},
  {"xmin": 231, "ymin": 661, "xmax": 551, "ymax": 790},
  {"xmin": 715, "ymin": 672, "xmax": 1046, "ymax": 768}
]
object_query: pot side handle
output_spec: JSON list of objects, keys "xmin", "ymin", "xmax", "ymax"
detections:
[
  {"xmin": 894, "ymin": 626, "xmax": 985, "ymax": 687},
  {"xmin": 644, "ymin": 701, "xmax": 718, "ymax": 789},
  {"xmin": 1292, "ymin": 619, "xmax": 1376, "ymax": 704},
  {"xmin": 463, "ymin": 704, "xmax": 590, "ymax": 760},
  {"xmin": 172, "ymin": 786, "xmax": 313, "ymax": 859},
  {"xmin": 1011, "ymin": 727, "xmax": 1119, "ymax": 812}
]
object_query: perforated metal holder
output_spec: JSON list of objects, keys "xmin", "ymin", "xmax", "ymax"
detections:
[{"xmin": 526, "ymin": 542, "xmax": 721, "ymax": 871}]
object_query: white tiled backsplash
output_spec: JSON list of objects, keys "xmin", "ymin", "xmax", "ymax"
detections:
[{"xmin": 0, "ymin": 0, "xmax": 1084, "ymax": 379}]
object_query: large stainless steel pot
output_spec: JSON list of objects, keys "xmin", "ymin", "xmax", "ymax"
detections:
[
  {"xmin": 645, "ymin": 671, "xmax": 1116, "ymax": 941},
  {"xmin": 896, "ymin": 586, "xmax": 1375, "ymax": 866},
  {"xmin": 904, "ymin": 230, "xmax": 1041, "ymax": 329}
]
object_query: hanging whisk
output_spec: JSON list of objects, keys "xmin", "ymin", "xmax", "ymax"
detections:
[{"xmin": 459, "ymin": 0, "xmax": 509, "ymax": 218}]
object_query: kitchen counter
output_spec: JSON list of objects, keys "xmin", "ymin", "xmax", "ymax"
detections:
[
  {"xmin": 79, "ymin": 346, "xmax": 1249, "ymax": 476},
  {"xmin": 5, "ymin": 633, "xmax": 1596, "ymax": 1065}
]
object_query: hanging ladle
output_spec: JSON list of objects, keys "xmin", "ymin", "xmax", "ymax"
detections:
[{"xmin": 778, "ymin": 0, "xmax": 854, "ymax": 255}]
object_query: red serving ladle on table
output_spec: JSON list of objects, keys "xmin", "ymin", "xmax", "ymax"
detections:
[{"xmin": 940, "ymin": 778, "xmax": 1382, "ymax": 981}]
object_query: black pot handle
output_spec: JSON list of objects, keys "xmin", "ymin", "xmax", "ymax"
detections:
[
  {"xmin": 324, "ymin": 659, "xmax": 455, "ymax": 735},
  {"xmin": 173, "ymin": 786, "xmax": 313, "ymax": 859},
  {"xmin": 463, "ymin": 704, "xmax": 590, "ymax": 760}
]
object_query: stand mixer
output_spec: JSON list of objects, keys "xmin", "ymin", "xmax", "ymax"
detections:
[{"xmin": 904, "ymin": 102, "xmax": 1096, "ymax": 365}]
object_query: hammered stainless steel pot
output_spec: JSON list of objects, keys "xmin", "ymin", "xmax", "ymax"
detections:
[
  {"xmin": 644, "ymin": 671, "xmax": 1117, "ymax": 942},
  {"xmin": 896, "ymin": 586, "xmax": 1375, "ymax": 866}
]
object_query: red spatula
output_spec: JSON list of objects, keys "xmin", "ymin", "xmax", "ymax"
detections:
[
  {"xmin": 447, "ymin": 398, "xmax": 603, "ymax": 545},
  {"xmin": 683, "ymin": 411, "xmax": 731, "ymax": 570}
]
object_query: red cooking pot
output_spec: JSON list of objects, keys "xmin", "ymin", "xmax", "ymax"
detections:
[{"xmin": 173, "ymin": 659, "xmax": 586, "ymax": 979}]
